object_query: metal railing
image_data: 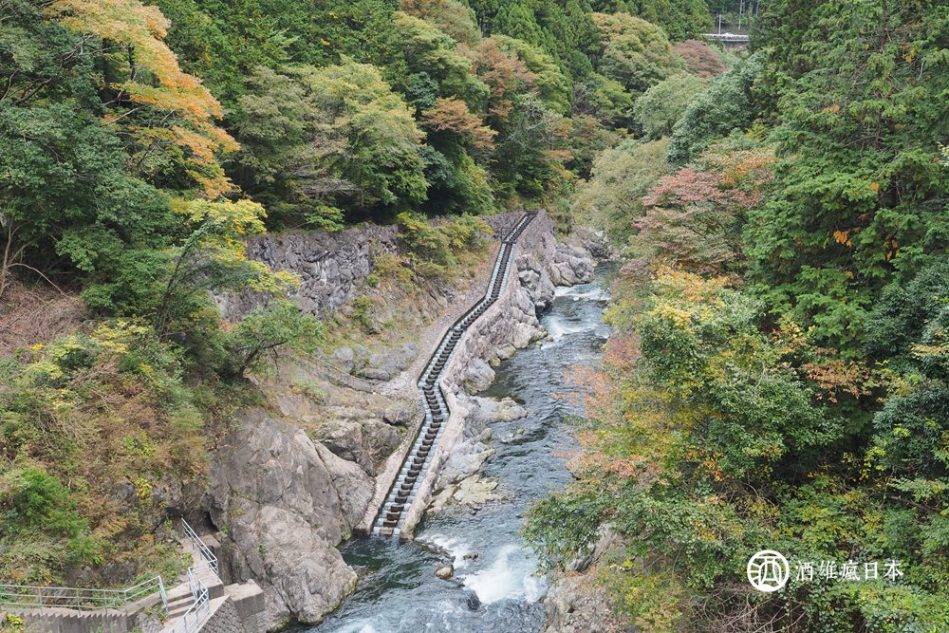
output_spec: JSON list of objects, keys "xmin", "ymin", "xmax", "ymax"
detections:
[
  {"xmin": 0, "ymin": 519, "xmax": 216, "ymax": 620},
  {"xmin": 0, "ymin": 575, "xmax": 167, "ymax": 611},
  {"xmin": 170, "ymin": 570, "xmax": 211, "ymax": 633},
  {"xmin": 704, "ymin": 32, "xmax": 750, "ymax": 42},
  {"xmin": 181, "ymin": 519, "xmax": 219, "ymax": 577}
]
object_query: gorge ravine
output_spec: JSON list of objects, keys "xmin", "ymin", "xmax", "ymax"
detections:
[
  {"xmin": 206, "ymin": 212, "xmax": 603, "ymax": 630},
  {"xmin": 313, "ymin": 267, "xmax": 613, "ymax": 633}
]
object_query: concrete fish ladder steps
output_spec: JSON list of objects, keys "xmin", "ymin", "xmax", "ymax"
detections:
[{"xmin": 371, "ymin": 212, "xmax": 536, "ymax": 537}]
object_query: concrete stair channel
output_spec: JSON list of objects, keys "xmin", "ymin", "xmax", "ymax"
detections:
[{"xmin": 371, "ymin": 212, "xmax": 536, "ymax": 537}]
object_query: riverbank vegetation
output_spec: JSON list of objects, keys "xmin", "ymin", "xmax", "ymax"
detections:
[
  {"xmin": 527, "ymin": 1, "xmax": 948, "ymax": 631},
  {"xmin": 0, "ymin": 0, "xmax": 715, "ymax": 584},
  {"xmin": 2, "ymin": 4, "xmax": 944, "ymax": 630}
]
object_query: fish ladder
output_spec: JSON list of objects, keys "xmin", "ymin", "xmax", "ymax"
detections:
[{"xmin": 371, "ymin": 212, "xmax": 536, "ymax": 537}]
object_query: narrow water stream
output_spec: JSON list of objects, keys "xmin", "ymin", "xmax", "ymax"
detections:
[{"xmin": 313, "ymin": 266, "xmax": 612, "ymax": 633}]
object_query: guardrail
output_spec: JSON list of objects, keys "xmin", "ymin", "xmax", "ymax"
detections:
[
  {"xmin": 0, "ymin": 575, "xmax": 167, "ymax": 612},
  {"xmin": 170, "ymin": 569, "xmax": 211, "ymax": 633},
  {"xmin": 703, "ymin": 32, "xmax": 750, "ymax": 42},
  {"xmin": 181, "ymin": 519, "xmax": 218, "ymax": 577},
  {"xmin": 0, "ymin": 518, "xmax": 217, "ymax": 626}
]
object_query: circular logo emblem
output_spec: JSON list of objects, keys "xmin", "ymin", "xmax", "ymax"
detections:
[{"xmin": 746, "ymin": 550, "xmax": 790, "ymax": 592}]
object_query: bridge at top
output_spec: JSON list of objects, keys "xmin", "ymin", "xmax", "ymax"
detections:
[
  {"xmin": 370, "ymin": 212, "xmax": 536, "ymax": 538},
  {"xmin": 704, "ymin": 32, "xmax": 750, "ymax": 43}
]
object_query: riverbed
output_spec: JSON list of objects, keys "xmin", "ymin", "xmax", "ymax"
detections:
[{"xmin": 312, "ymin": 267, "xmax": 611, "ymax": 633}]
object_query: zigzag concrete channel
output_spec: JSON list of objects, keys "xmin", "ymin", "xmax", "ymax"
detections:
[{"xmin": 370, "ymin": 212, "xmax": 536, "ymax": 537}]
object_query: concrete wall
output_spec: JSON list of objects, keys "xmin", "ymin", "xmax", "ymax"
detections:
[{"xmin": 10, "ymin": 608, "xmax": 130, "ymax": 633}]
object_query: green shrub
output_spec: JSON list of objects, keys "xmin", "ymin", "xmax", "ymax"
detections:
[
  {"xmin": 633, "ymin": 74, "xmax": 706, "ymax": 139},
  {"xmin": 223, "ymin": 300, "xmax": 323, "ymax": 377}
]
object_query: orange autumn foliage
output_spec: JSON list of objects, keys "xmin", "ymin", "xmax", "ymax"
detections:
[
  {"xmin": 421, "ymin": 97, "xmax": 497, "ymax": 151},
  {"xmin": 472, "ymin": 38, "xmax": 536, "ymax": 122},
  {"xmin": 48, "ymin": 0, "xmax": 237, "ymax": 197}
]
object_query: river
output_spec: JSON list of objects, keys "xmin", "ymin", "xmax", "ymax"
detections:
[{"xmin": 312, "ymin": 266, "xmax": 612, "ymax": 633}]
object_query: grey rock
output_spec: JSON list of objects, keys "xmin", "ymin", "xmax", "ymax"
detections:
[
  {"xmin": 219, "ymin": 225, "xmax": 398, "ymax": 320},
  {"xmin": 383, "ymin": 398, "xmax": 422, "ymax": 427},
  {"xmin": 331, "ymin": 347, "xmax": 355, "ymax": 373},
  {"xmin": 542, "ymin": 525, "xmax": 629, "ymax": 633},
  {"xmin": 466, "ymin": 396, "xmax": 528, "ymax": 425},
  {"xmin": 209, "ymin": 408, "xmax": 372, "ymax": 628},
  {"xmin": 354, "ymin": 342, "xmax": 417, "ymax": 381},
  {"xmin": 461, "ymin": 358, "xmax": 495, "ymax": 393}
]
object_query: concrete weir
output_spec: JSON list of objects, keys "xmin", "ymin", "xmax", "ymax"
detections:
[{"xmin": 366, "ymin": 212, "xmax": 536, "ymax": 538}]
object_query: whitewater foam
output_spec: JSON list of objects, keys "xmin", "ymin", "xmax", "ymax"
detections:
[
  {"xmin": 419, "ymin": 533, "xmax": 476, "ymax": 570},
  {"xmin": 462, "ymin": 544, "xmax": 548, "ymax": 605},
  {"xmin": 554, "ymin": 285, "xmax": 611, "ymax": 302}
]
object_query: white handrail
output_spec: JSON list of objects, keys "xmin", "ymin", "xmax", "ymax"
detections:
[
  {"xmin": 0, "ymin": 576, "xmax": 168, "ymax": 611},
  {"xmin": 173, "ymin": 570, "xmax": 211, "ymax": 633},
  {"xmin": 0, "ymin": 519, "xmax": 218, "ymax": 617},
  {"xmin": 181, "ymin": 519, "xmax": 219, "ymax": 577}
]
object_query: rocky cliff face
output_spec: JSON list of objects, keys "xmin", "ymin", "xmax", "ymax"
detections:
[
  {"xmin": 206, "ymin": 211, "xmax": 599, "ymax": 630},
  {"xmin": 220, "ymin": 224, "xmax": 398, "ymax": 319},
  {"xmin": 209, "ymin": 409, "xmax": 371, "ymax": 627}
]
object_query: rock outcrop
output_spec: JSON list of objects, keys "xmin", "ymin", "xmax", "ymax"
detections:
[
  {"xmin": 208, "ymin": 210, "xmax": 599, "ymax": 630},
  {"xmin": 541, "ymin": 527, "xmax": 629, "ymax": 633},
  {"xmin": 209, "ymin": 409, "xmax": 373, "ymax": 628},
  {"xmin": 220, "ymin": 225, "xmax": 398, "ymax": 319}
]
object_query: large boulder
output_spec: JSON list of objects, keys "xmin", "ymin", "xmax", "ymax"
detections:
[{"xmin": 209, "ymin": 409, "xmax": 372, "ymax": 628}]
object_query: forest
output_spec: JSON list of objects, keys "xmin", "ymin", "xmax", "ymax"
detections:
[{"xmin": 0, "ymin": 0, "xmax": 946, "ymax": 631}]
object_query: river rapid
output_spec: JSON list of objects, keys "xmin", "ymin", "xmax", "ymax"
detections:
[{"xmin": 312, "ymin": 267, "xmax": 612, "ymax": 633}]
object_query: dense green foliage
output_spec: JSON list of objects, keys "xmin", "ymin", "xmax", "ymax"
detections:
[
  {"xmin": 633, "ymin": 73, "xmax": 706, "ymax": 138},
  {"xmin": 5, "ymin": 3, "xmax": 944, "ymax": 628},
  {"xmin": 526, "ymin": 1, "xmax": 948, "ymax": 631},
  {"xmin": 1, "ymin": 0, "xmax": 725, "ymax": 584},
  {"xmin": 746, "ymin": 0, "xmax": 948, "ymax": 347}
]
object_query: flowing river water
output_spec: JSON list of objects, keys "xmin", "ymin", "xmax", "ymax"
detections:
[{"xmin": 313, "ymin": 266, "xmax": 612, "ymax": 633}]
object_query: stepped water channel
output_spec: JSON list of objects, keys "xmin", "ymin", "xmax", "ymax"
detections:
[
  {"xmin": 370, "ymin": 212, "xmax": 537, "ymax": 537},
  {"xmin": 315, "ymin": 263, "xmax": 613, "ymax": 632}
]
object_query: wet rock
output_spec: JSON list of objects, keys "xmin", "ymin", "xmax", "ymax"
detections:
[
  {"xmin": 435, "ymin": 565, "xmax": 454, "ymax": 580},
  {"xmin": 452, "ymin": 476, "xmax": 500, "ymax": 506},
  {"xmin": 466, "ymin": 396, "xmax": 527, "ymax": 425},
  {"xmin": 464, "ymin": 590, "xmax": 481, "ymax": 611},
  {"xmin": 494, "ymin": 398, "xmax": 528, "ymax": 422},
  {"xmin": 463, "ymin": 552, "xmax": 479, "ymax": 561}
]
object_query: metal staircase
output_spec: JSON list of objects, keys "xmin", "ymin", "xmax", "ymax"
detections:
[{"xmin": 371, "ymin": 212, "xmax": 536, "ymax": 537}]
